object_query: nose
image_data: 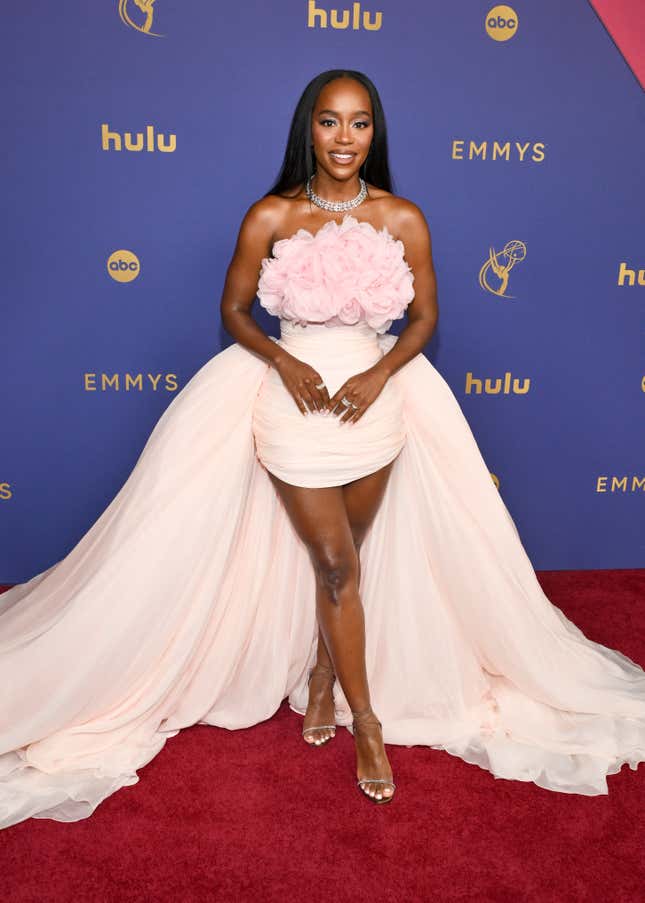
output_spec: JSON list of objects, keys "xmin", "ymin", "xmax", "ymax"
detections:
[{"xmin": 335, "ymin": 129, "xmax": 353, "ymax": 145}]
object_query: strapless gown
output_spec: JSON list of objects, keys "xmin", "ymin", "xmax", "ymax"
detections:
[{"xmin": 1, "ymin": 214, "xmax": 644, "ymax": 829}]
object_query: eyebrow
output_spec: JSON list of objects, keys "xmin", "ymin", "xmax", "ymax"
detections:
[{"xmin": 317, "ymin": 108, "xmax": 372, "ymax": 117}]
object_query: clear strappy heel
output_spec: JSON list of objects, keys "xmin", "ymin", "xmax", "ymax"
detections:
[
  {"xmin": 352, "ymin": 708, "xmax": 396, "ymax": 804},
  {"xmin": 301, "ymin": 663, "xmax": 337, "ymax": 747}
]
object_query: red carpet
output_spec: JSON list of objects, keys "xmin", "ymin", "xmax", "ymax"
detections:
[{"xmin": 3, "ymin": 569, "xmax": 645, "ymax": 902}]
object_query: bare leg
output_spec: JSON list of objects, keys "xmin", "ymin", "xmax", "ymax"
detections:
[
  {"xmin": 268, "ymin": 460, "xmax": 396, "ymax": 800},
  {"xmin": 342, "ymin": 463, "xmax": 396, "ymax": 800},
  {"xmin": 303, "ymin": 465, "xmax": 389, "ymax": 743}
]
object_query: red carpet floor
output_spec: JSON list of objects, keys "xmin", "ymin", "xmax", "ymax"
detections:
[{"xmin": 3, "ymin": 569, "xmax": 645, "ymax": 902}]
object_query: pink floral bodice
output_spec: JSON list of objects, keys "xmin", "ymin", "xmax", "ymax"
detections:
[{"xmin": 256, "ymin": 214, "xmax": 415, "ymax": 334}]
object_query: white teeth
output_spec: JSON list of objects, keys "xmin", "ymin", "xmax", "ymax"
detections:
[{"xmin": 331, "ymin": 153, "xmax": 354, "ymax": 159}]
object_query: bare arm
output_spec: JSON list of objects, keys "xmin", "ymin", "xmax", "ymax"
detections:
[
  {"xmin": 375, "ymin": 200, "xmax": 439, "ymax": 377},
  {"xmin": 220, "ymin": 198, "xmax": 331, "ymax": 415},
  {"xmin": 219, "ymin": 198, "xmax": 290, "ymax": 369}
]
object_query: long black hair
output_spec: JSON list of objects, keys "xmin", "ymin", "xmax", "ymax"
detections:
[{"xmin": 264, "ymin": 69, "xmax": 395, "ymax": 199}]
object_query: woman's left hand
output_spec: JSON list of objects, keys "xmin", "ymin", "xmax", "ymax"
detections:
[{"xmin": 327, "ymin": 365, "xmax": 389, "ymax": 424}]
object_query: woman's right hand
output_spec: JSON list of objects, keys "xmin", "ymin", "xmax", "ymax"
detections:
[{"xmin": 274, "ymin": 354, "xmax": 331, "ymax": 416}]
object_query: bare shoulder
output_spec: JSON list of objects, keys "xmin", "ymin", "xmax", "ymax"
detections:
[
  {"xmin": 390, "ymin": 196, "xmax": 431, "ymax": 245},
  {"xmin": 236, "ymin": 195, "xmax": 288, "ymax": 256},
  {"xmin": 373, "ymin": 193, "xmax": 434, "ymax": 274},
  {"xmin": 366, "ymin": 186, "xmax": 431, "ymax": 247}
]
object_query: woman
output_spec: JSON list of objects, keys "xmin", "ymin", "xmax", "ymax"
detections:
[
  {"xmin": 222, "ymin": 71, "xmax": 438, "ymax": 805},
  {"xmin": 1, "ymin": 69, "xmax": 644, "ymax": 828}
]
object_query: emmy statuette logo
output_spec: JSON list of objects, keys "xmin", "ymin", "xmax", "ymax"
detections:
[
  {"xmin": 118, "ymin": 0, "xmax": 163, "ymax": 37},
  {"xmin": 479, "ymin": 241, "xmax": 527, "ymax": 299},
  {"xmin": 307, "ymin": 0, "xmax": 382, "ymax": 30},
  {"xmin": 107, "ymin": 250, "xmax": 141, "ymax": 283},
  {"xmin": 485, "ymin": 5, "xmax": 518, "ymax": 41}
]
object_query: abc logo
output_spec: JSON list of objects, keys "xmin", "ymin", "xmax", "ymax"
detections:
[
  {"xmin": 107, "ymin": 249, "xmax": 141, "ymax": 283},
  {"xmin": 485, "ymin": 5, "xmax": 518, "ymax": 42}
]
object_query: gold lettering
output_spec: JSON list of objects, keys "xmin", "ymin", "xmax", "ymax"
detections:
[
  {"xmin": 485, "ymin": 377, "xmax": 502, "ymax": 394},
  {"xmin": 611, "ymin": 476, "xmax": 627, "ymax": 492},
  {"xmin": 84, "ymin": 373, "xmax": 97, "ymax": 391},
  {"xmin": 363, "ymin": 8, "xmax": 381, "ymax": 28},
  {"xmin": 0, "ymin": 482, "xmax": 12, "ymax": 500},
  {"xmin": 618, "ymin": 262, "xmax": 635, "ymax": 286},
  {"xmin": 101, "ymin": 123, "xmax": 121, "ymax": 151},
  {"xmin": 124, "ymin": 131, "xmax": 144, "ymax": 152},
  {"xmin": 125, "ymin": 373, "xmax": 143, "ymax": 391},
  {"xmin": 632, "ymin": 476, "xmax": 645, "ymax": 492},
  {"xmin": 464, "ymin": 372, "xmax": 530, "ymax": 395},
  {"xmin": 617, "ymin": 262, "xmax": 645, "ymax": 287},
  {"xmin": 492, "ymin": 141, "xmax": 511, "ymax": 161},
  {"xmin": 165, "ymin": 373, "xmax": 178, "ymax": 392},
  {"xmin": 464, "ymin": 372, "xmax": 481, "ymax": 394},
  {"xmin": 515, "ymin": 141, "xmax": 530, "ymax": 161},
  {"xmin": 469, "ymin": 141, "xmax": 486, "ymax": 160},
  {"xmin": 331, "ymin": 7, "xmax": 349, "ymax": 27},
  {"xmin": 308, "ymin": 0, "xmax": 327, "ymax": 27},
  {"xmin": 102, "ymin": 373, "xmax": 120, "ymax": 391},
  {"xmin": 157, "ymin": 132, "xmax": 177, "ymax": 153},
  {"xmin": 452, "ymin": 140, "xmax": 465, "ymax": 160},
  {"xmin": 532, "ymin": 142, "xmax": 545, "ymax": 162},
  {"xmin": 596, "ymin": 476, "xmax": 607, "ymax": 492}
]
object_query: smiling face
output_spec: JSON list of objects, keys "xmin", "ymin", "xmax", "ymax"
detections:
[{"xmin": 310, "ymin": 77, "xmax": 374, "ymax": 187}]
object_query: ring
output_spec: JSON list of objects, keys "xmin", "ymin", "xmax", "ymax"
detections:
[{"xmin": 341, "ymin": 395, "xmax": 359, "ymax": 411}]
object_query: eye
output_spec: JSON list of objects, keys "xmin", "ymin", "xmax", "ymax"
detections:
[{"xmin": 319, "ymin": 119, "xmax": 371, "ymax": 128}]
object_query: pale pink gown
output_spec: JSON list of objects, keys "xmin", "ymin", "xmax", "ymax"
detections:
[{"xmin": 1, "ymin": 215, "xmax": 644, "ymax": 829}]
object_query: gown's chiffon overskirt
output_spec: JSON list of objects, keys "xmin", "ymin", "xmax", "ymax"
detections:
[{"xmin": 1, "ymin": 216, "xmax": 644, "ymax": 829}]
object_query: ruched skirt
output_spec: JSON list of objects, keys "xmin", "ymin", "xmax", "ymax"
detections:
[{"xmin": 251, "ymin": 320, "xmax": 407, "ymax": 487}]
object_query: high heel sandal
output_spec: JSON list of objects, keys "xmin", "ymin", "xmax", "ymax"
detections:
[
  {"xmin": 301, "ymin": 663, "xmax": 337, "ymax": 747},
  {"xmin": 352, "ymin": 708, "xmax": 396, "ymax": 804}
]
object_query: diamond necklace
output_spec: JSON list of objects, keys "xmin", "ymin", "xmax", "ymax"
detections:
[{"xmin": 305, "ymin": 174, "xmax": 367, "ymax": 212}]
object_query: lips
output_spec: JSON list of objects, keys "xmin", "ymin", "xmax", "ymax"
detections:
[{"xmin": 329, "ymin": 152, "xmax": 356, "ymax": 165}]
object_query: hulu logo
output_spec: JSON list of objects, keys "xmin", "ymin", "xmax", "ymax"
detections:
[
  {"xmin": 101, "ymin": 124, "xmax": 176, "ymax": 153},
  {"xmin": 617, "ymin": 263, "xmax": 645, "ymax": 286},
  {"xmin": 307, "ymin": 0, "xmax": 382, "ymax": 30},
  {"xmin": 465, "ymin": 372, "xmax": 531, "ymax": 395}
]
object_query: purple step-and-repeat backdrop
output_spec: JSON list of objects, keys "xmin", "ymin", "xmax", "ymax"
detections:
[{"xmin": 2, "ymin": 1, "xmax": 644, "ymax": 581}]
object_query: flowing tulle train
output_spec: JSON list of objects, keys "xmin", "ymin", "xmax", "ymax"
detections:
[{"xmin": 1, "ymin": 333, "xmax": 645, "ymax": 829}]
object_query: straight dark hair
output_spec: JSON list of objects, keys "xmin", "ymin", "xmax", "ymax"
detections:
[{"xmin": 264, "ymin": 69, "xmax": 395, "ymax": 199}]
